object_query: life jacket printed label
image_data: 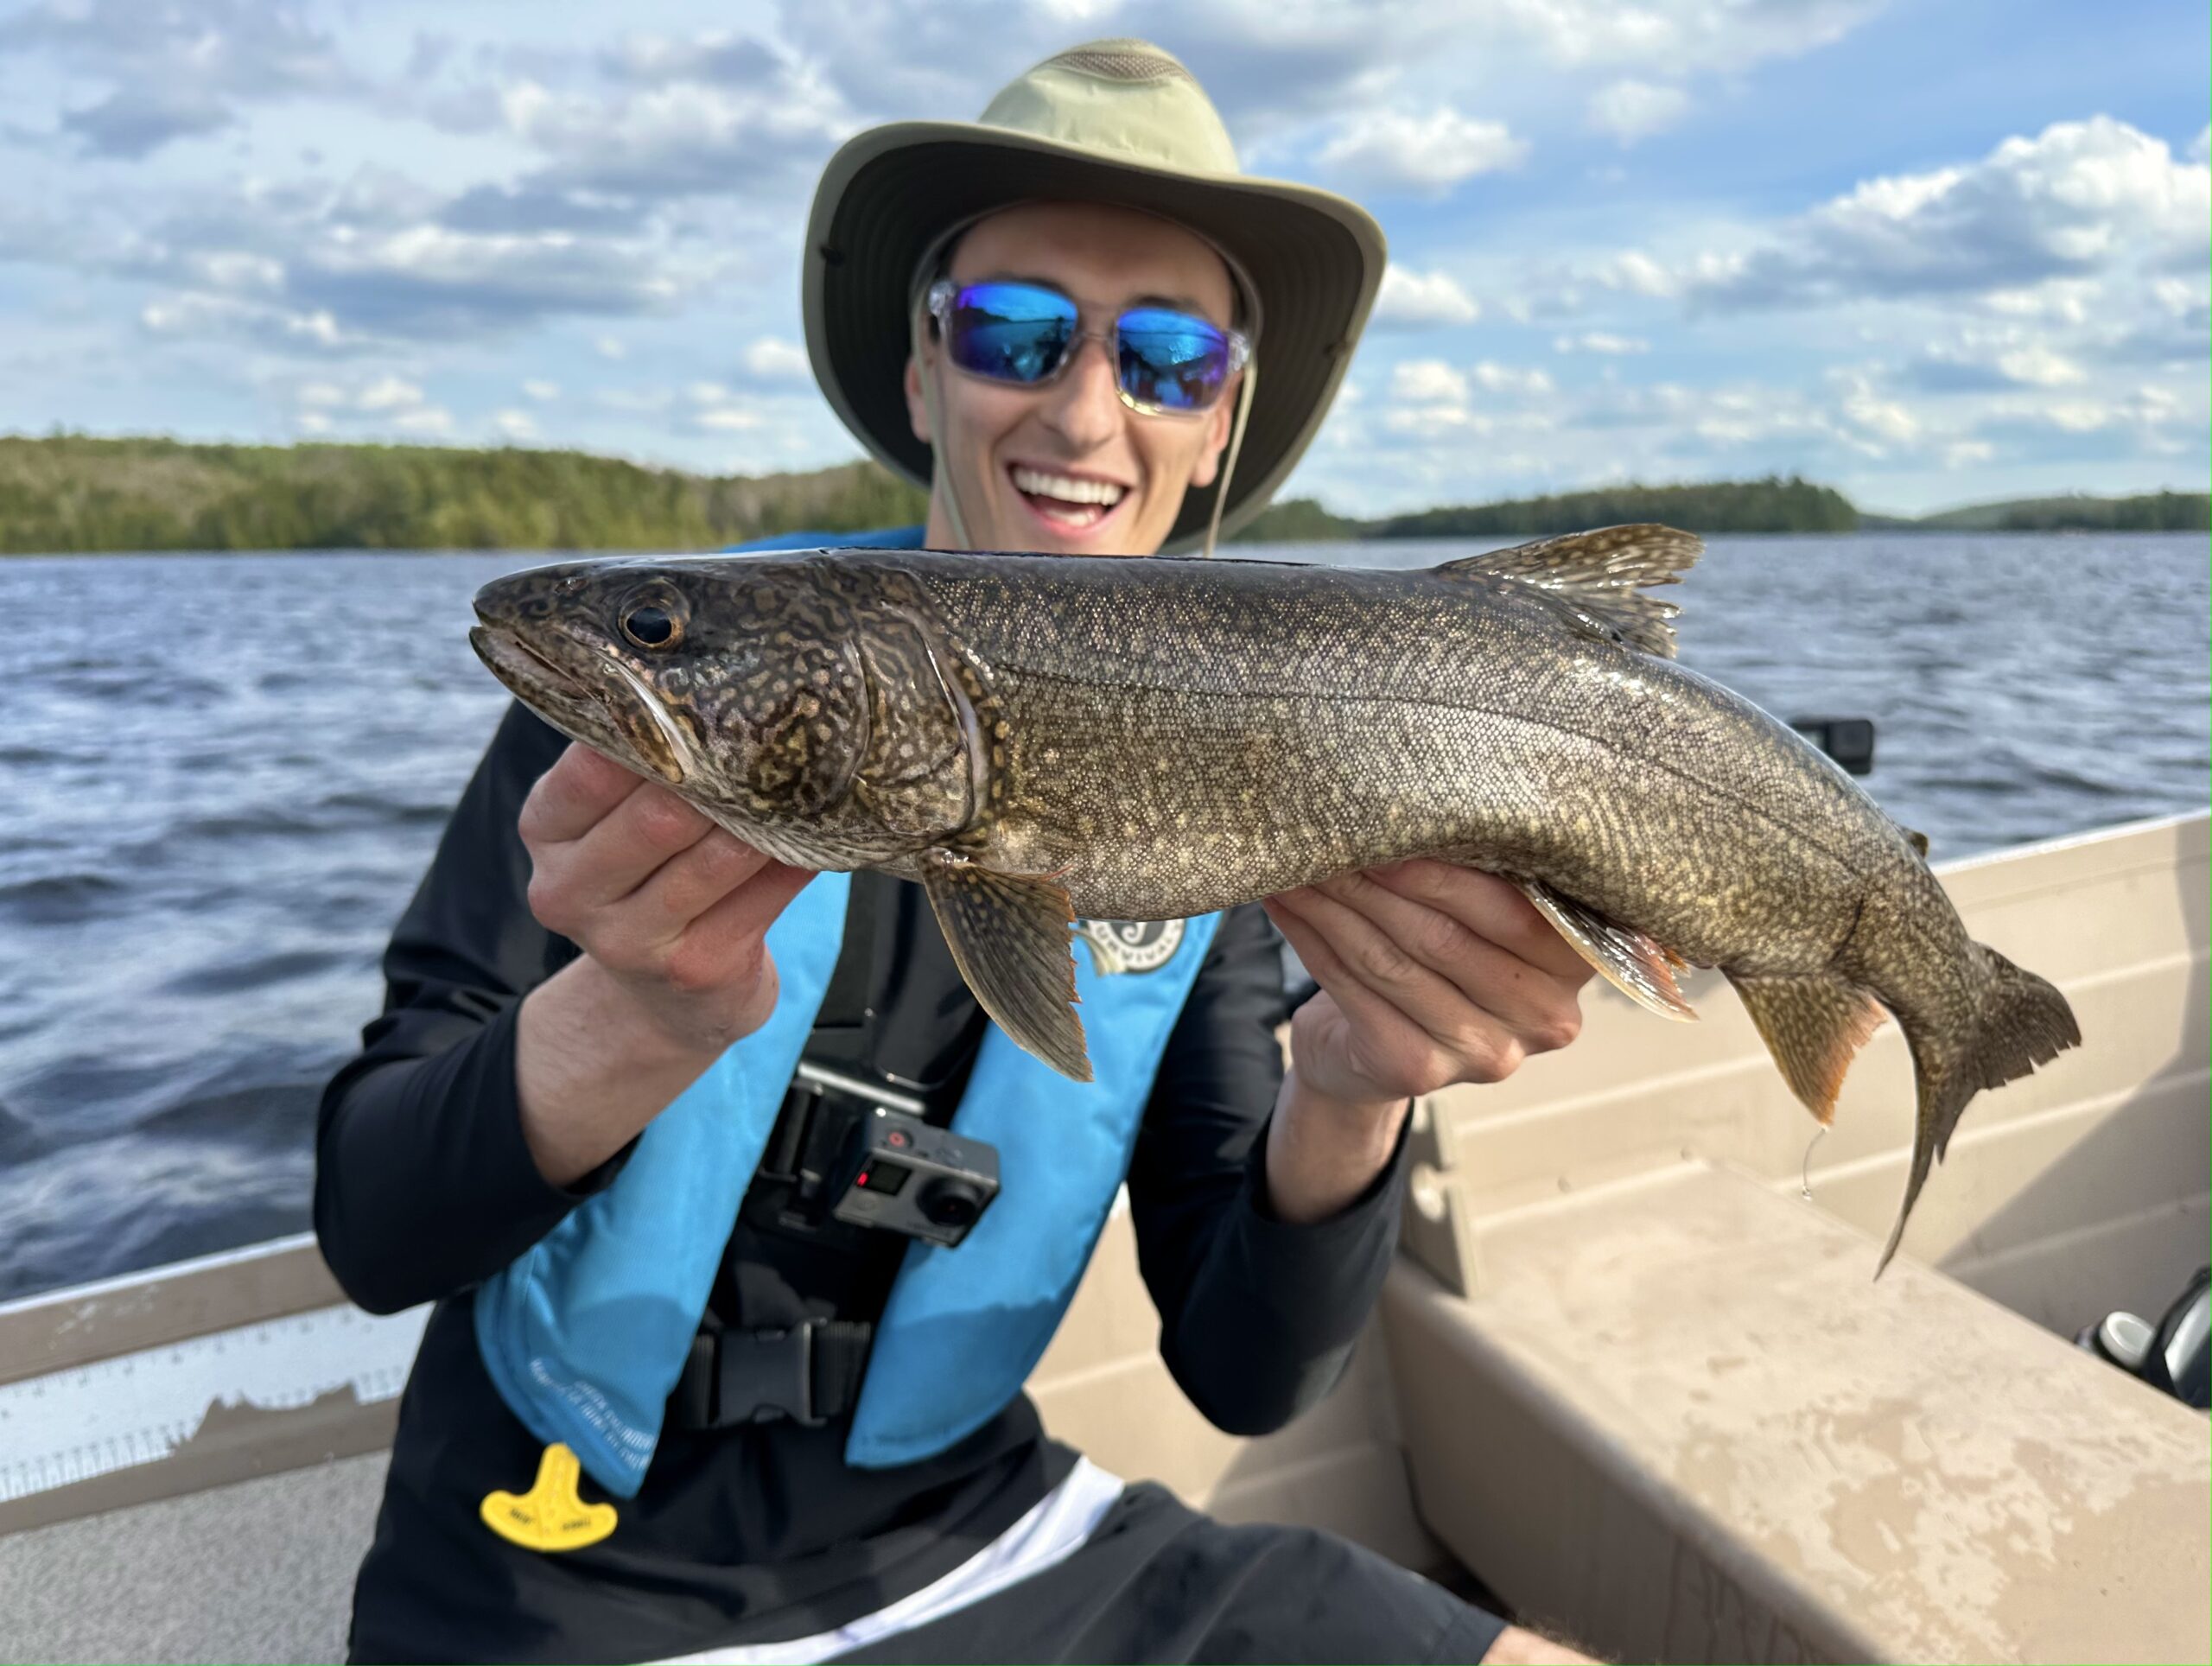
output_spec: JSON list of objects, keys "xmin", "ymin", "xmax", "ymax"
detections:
[{"xmin": 1076, "ymin": 918, "xmax": 1186, "ymax": 976}]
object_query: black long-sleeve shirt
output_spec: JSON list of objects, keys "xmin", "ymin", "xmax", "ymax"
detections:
[{"xmin": 319, "ymin": 702, "xmax": 1409, "ymax": 1663}]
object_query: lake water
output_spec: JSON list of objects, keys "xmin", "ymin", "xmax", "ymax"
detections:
[{"xmin": 0, "ymin": 534, "xmax": 2204, "ymax": 1300}]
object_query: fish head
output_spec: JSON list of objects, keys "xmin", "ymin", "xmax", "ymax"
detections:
[{"xmin": 471, "ymin": 556, "xmax": 978, "ymax": 866}]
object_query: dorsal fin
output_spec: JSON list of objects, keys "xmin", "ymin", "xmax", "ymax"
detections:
[{"xmin": 1434, "ymin": 524, "xmax": 1702, "ymax": 658}]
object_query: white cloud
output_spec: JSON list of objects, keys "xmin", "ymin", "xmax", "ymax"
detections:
[
  {"xmin": 1595, "ymin": 251, "xmax": 1677, "ymax": 298},
  {"xmin": 289, "ymin": 372, "xmax": 451, "ymax": 438},
  {"xmin": 394, "ymin": 404, "xmax": 455, "ymax": 435},
  {"xmin": 1945, "ymin": 440, "xmax": 1995, "ymax": 467},
  {"xmin": 1685, "ymin": 117, "xmax": 2209, "ymax": 310},
  {"xmin": 2192, "ymin": 126, "xmax": 2209, "ymax": 165},
  {"xmin": 1905, "ymin": 327, "xmax": 2092, "ymax": 391},
  {"xmin": 1494, "ymin": 0, "xmax": 1887, "ymax": 73},
  {"xmin": 742, "ymin": 335, "xmax": 811, "ymax": 381},
  {"xmin": 1587, "ymin": 80, "xmax": 1690, "ymax": 147},
  {"xmin": 1834, "ymin": 372, "xmax": 1920, "ymax": 445},
  {"xmin": 522, "ymin": 378, "xmax": 561, "ymax": 402},
  {"xmin": 594, "ymin": 335, "xmax": 627, "ymax": 360},
  {"xmin": 1373, "ymin": 266, "xmax": 1481, "ymax": 329},
  {"xmin": 1554, "ymin": 331, "xmax": 1649, "ymax": 354},
  {"xmin": 493, "ymin": 74, "xmax": 848, "ymax": 202},
  {"xmin": 1992, "ymin": 342, "xmax": 2087, "ymax": 387},
  {"xmin": 357, "ymin": 376, "xmax": 425, "ymax": 413},
  {"xmin": 1, "ymin": 0, "xmax": 359, "ymax": 158},
  {"xmin": 493, "ymin": 408, "xmax": 538, "ymax": 441},
  {"xmin": 1389, "ymin": 359, "xmax": 1471, "ymax": 406},
  {"xmin": 1471, "ymin": 361, "xmax": 1556, "ymax": 397},
  {"xmin": 698, "ymin": 406, "xmax": 763, "ymax": 431},
  {"xmin": 1315, "ymin": 107, "xmax": 1528, "ymax": 197}
]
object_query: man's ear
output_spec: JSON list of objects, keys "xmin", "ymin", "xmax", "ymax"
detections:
[
  {"xmin": 904, "ymin": 355, "xmax": 931, "ymax": 444},
  {"xmin": 1188, "ymin": 373, "xmax": 1238, "ymax": 491}
]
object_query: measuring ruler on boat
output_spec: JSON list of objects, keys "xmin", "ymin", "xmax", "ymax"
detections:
[{"xmin": 0, "ymin": 1295, "xmax": 429, "ymax": 1505}]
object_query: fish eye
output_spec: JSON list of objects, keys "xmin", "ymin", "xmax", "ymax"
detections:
[{"xmin": 619, "ymin": 587, "xmax": 687, "ymax": 651}]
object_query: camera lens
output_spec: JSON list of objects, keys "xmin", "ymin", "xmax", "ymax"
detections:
[{"xmin": 919, "ymin": 1177, "xmax": 986, "ymax": 1229}]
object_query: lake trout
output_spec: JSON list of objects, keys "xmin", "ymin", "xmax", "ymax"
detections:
[{"xmin": 469, "ymin": 527, "xmax": 2080, "ymax": 1272}]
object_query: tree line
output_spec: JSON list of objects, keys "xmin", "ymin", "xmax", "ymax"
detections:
[{"xmin": 2, "ymin": 436, "xmax": 2200, "ymax": 554}]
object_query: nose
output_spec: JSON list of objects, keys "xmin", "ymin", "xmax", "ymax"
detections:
[{"xmin": 1037, "ymin": 334, "xmax": 1123, "ymax": 455}]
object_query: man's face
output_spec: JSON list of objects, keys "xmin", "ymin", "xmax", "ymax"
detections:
[{"xmin": 905, "ymin": 200, "xmax": 1240, "ymax": 556}]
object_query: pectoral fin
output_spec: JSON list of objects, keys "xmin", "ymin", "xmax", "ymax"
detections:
[
  {"xmin": 1517, "ymin": 881, "xmax": 1698, "ymax": 1021},
  {"xmin": 921, "ymin": 852, "xmax": 1091, "ymax": 1082},
  {"xmin": 1727, "ymin": 972, "xmax": 1889, "ymax": 1125}
]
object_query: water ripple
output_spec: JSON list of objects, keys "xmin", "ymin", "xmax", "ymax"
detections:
[{"xmin": 0, "ymin": 536, "xmax": 2204, "ymax": 1300}]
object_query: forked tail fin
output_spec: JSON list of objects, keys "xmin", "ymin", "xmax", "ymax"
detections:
[{"xmin": 1880, "ymin": 944, "xmax": 2081, "ymax": 1275}]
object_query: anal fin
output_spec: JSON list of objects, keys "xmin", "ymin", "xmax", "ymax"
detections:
[
  {"xmin": 1517, "ymin": 881, "xmax": 1698, "ymax": 1021},
  {"xmin": 1727, "ymin": 972, "xmax": 1889, "ymax": 1126},
  {"xmin": 920, "ymin": 852, "xmax": 1092, "ymax": 1082}
]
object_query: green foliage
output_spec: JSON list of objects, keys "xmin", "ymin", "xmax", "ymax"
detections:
[
  {"xmin": 1228, "ymin": 496, "xmax": 1366, "ymax": 544},
  {"xmin": 1366, "ymin": 475, "xmax": 1860, "ymax": 538},
  {"xmin": 0, "ymin": 436, "xmax": 930, "ymax": 555},
  {"xmin": 1913, "ymin": 491, "xmax": 2210, "ymax": 532},
  {"xmin": 3, "ymin": 438, "xmax": 2198, "ymax": 553}
]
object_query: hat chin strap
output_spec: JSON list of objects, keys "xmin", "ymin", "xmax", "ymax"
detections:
[
  {"xmin": 1200, "ymin": 362, "xmax": 1255, "ymax": 559},
  {"xmin": 912, "ymin": 308, "xmax": 1255, "ymax": 559},
  {"xmin": 912, "ymin": 309, "xmax": 978, "ymax": 551}
]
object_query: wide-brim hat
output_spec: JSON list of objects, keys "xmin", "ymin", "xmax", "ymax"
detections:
[{"xmin": 801, "ymin": 38, "xmax": 1387, "ymax": 552}]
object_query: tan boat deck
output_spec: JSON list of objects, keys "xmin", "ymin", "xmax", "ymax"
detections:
[{"xmin": 1, "ymin": 813, "xmax": 2204, "ymax": 1664}]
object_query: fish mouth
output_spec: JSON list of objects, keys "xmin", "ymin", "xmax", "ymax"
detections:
[{"xmin": 469, "ymin": 623, "xmax": 690, "ymax": 786}]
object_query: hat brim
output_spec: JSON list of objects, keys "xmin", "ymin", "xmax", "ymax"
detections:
[{"xmin": 803, "ymin": 120, "xmax": 1385, "ymax": 552}]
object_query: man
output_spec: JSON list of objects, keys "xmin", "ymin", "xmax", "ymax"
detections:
[{"xmin": 318, "ymin": 37, "xmax": 1595, "ymax": 1665}]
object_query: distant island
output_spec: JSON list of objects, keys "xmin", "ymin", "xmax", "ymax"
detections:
[{"xmin": 1, "ymin": 435, "xmax": 2202, "ymax": 554}]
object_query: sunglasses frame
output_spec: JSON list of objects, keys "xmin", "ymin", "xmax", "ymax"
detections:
[{"xmin": 925, "ymin": 277, "xmax": 1252, "ymax": 417}]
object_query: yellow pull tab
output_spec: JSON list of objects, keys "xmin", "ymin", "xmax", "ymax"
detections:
[{"xmin": 480, "ymin": 1443, "xmax": 618, "ymax": 1553}]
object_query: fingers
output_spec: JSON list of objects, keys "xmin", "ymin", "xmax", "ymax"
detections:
[
  {"xmin": 1274, "ymin": 881, "xmax": 1470, "ymax": 1044},
  {"xmin": 626, "ymin": 829, "xmax": 775, "ymax": 934},
  {"xmin": 518, "ymin": 744, "xmax": 654, "ymax": 848},
  {"xmin": 664, "ymin": 860, "xmax": 817, "ymax": 994},
  {"xmin": 1316, "ymin": 866, "xmax": 1585, "ymax": 1047},
  {"xmin": 1262, "ymin": 893, "xmax": 1431, "ymax": 1070},
  {"xmin": 528, "ymin": 779, "xmax": 715, "ymax": 925},
  {"xmin": 1367, "ymin": 860, "xmax": 1594, "ymax": 984}
]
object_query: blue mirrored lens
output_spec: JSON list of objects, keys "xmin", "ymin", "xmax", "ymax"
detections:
[
  {"xmin": 948, "ymin": 283, "xmax": 1077, "ymax": 384},
  {"xmin": 1117, "ymin": 307, "xmax": 1231, "ymax": 411}
]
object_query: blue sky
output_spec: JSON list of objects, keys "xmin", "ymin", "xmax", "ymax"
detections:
[{"xmin": 0, "ymin": 0, "xmax": 2203, "ymax": 516}]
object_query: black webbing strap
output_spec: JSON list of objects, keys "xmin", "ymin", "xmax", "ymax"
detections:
[
  {"xmin": 813, "ymin": 874, "xmax": 880, "ymax": 1032},
  {"xmin": 672, "ymin": 1319, "xmax": 874, "ymax": 1429}
]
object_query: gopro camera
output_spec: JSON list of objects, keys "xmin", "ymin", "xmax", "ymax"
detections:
[{"xmin": 829, "ymin": 1104, "xmax": 1001, "ymax": 1247}]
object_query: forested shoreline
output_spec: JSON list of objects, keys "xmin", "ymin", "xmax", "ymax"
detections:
[{"xmin": 2, "ymin": 435, "xmax": 2201, "ymax": 554}]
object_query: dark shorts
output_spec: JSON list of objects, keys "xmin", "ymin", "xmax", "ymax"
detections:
[{"xmin": 833, "ymin": 1483, "xmax": 1508, "ymax": 1665}]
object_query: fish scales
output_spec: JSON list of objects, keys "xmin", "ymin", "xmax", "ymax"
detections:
[
  {"xmin": 907, "ymin": 550, "xmax": 1875, "ymax": 958},
  {"xmin": 468, "ymin": 527, "xmax": 2080, "ymax": 1273}
]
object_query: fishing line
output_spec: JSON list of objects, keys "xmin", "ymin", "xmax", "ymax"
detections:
[{"xmin": 1800, "ymin": 1126, "xmax": 1827, "ymax": 1202}]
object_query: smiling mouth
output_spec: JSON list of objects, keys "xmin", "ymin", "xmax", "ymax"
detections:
[{"xmin": 1007, "ymin": 464, "xmax": 1130, "ymax": 534}]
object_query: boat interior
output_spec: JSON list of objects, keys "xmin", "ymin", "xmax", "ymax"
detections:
[{"xmin": 1, "ymin": 811, "xmax": 2205, "ymax": 1665}]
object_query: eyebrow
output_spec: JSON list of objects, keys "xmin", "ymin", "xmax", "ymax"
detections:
[{"xmin": 969, "ymin": 271, "xmax": 1219, "ymax": 320}]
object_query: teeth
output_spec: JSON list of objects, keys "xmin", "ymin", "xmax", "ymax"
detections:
[{"xmin": 1012, "ymin": 466, "xmax": 1126, "ymax": 507}]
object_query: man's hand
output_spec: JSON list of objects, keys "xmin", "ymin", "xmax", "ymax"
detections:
[
  {"xmin": 512, "ymin": 744, "xmax": 813, "ymax": 1186},
  {"xmin": 1257, "ymin": 860, "xmax": 1592, "ymax": 1223}
]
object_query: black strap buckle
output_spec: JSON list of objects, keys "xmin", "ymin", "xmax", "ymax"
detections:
[{"xmin": 686, "ymin": 1320, "xmax": 828, "ymax": 1428}]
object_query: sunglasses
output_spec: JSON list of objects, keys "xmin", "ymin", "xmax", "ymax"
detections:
[{"xmin": 925, "ymin": 278, "xmax": 1251, "ymax": 416}]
